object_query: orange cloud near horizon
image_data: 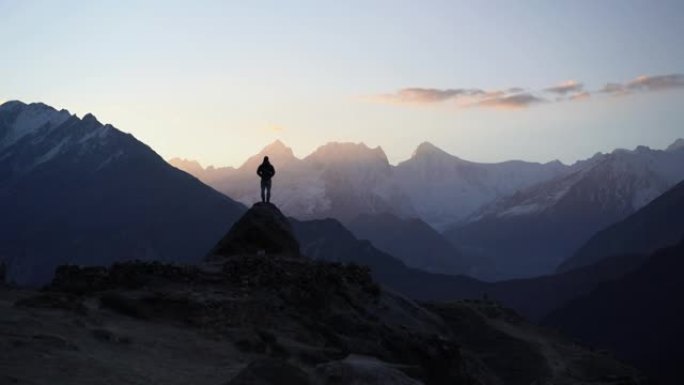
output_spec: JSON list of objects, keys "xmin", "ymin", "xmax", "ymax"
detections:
[{"xmin": 369, "ymin": 73, "xmax": 684, "ymax": 110}]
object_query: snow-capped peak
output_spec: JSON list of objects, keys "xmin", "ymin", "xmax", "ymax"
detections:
[
  {"xmin": 259, "ymin": 139, "xmax": 296, "ymax": 159},
  {"xmin": 307, "ymin": 142, "xmax": 389, "ymax": 165},
  {"xmin": 0, "ymin": 101, "xmax": 72, "ymax": 150}
]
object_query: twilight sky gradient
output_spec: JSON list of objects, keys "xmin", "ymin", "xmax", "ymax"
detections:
[{"xmin": 2, "ymin": 0, "xmax": 683, "ymax": 166}]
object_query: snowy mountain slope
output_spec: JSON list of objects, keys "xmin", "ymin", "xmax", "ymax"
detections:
[
  {"xmin": 175, "ymin": 141, "xmax": 416, "ymax": 223},
  {"xmin": 560, "ymin": 178, "xmax": 684, "ymax": 272},
  {"xmin": 302, "ymin": 142, "xmax": 416, "ymax": 222},
  {"xmin": 199, "ymin": 140, "xmax": 334, "ymax": 219},
  {"xmin": 445, "ymin": 142, "xmax": 684, "ymax": 279},
  {"xmin": 394, "ymin": 142, "xmax": 572, "ymax": 230},
  {"xmin": 170, "ymin": 135, "xmax": 684, "ymax": 281},
  {"xmin": 173, "ymin": 141, "xmax": 568, "ymax": 229},
  {"xmin": 0, "ymin": 100, "xmax": 245, "ymax": 285}
]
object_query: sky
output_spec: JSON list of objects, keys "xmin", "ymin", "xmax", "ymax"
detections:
[{"xmin": 1, "ymin": 0, "xmax": 684, "ymax": 167}]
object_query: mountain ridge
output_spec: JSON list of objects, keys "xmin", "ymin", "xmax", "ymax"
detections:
[
  {"xmin": 559, "ymin": 178, "xmax": 684, "ymax": 272},
  {"xmin": 172, "ymin": 139, "xmax": 578, "ymax": 230},
  {"xmin": 445, "ymin": 141, "xmax": 684, "ymax": 279},
  {"xmin": 0, "ymin": 100, "xmax": 246, "ymax": 285}
]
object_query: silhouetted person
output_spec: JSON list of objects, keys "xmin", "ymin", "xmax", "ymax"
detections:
[{"xmin": 256, "ymin": 156, "xmax": 275, "ymax": 203}]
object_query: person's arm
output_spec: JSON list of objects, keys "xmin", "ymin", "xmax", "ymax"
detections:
[
  {"xmin": 271, "ymin": 166, "xmax": 276, "ymax": 177},
  {"xmin": 257, "ymin": 165, "xmax": 262, "ymax": 177}
]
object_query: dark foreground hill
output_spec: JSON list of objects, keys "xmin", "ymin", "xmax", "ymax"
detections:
[
  {"xmin": 0, "ymin": 203, "xmax": 644, "ymax": 385},
  {"xmin": 544, "ymin": 238, "xmax": 684, "ymax": 385},
  {"xmin": 0, "ymin": 101, "xmax": 245, "ymax": 285}
]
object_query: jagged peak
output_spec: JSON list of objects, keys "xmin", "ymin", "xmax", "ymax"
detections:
[
  {"xmin": 666, "ymin": 138, "xmax": 684, "ymax": 152},
  {"xmin": 0, "ymin": 100, "xmax": 72, "ymax": 117},
  {"xmin": 415, "ymin": 141, "xmax": 439, "ymax": 153},
  {"xmin": 259, "ymin": 139, "xmax": 296, "ymax": 158},
  {"xmin": 413, "ymin": 141, "xmax": 450, "ymax": 157},
  {"xmin": 237, "ymin": 140, "xmax": 298, "ymax": 170},
  {"xmin": 168, "ymin": 157, "xmax": 205, "ymax": 171},
  {"xmin": 546, "ymin": 159, "xmax": 565, "ymax": 167},
  {"xmin": 82, "ymin": 112, "xmax": 101, "ymax": 125},
  {"xmin": 611, "ymin": 144, "xmax": 654, "ymax": 157},
  {"xmin": 410, "ymin": 141, "xmax": 463, "ymax": 163},
  {"xmin": 307, "ymin": 141, "xmax": 389, "ymax": 164}
]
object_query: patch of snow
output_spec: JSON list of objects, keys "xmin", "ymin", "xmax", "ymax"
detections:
[
  {"xmin": 1, "ymin": 105, "xmax": 71, "ymax": 150},
  {"xmin": 497, "ymin": 203, "xmax": 543, "ymax": 217},
  {"xmin": 78, "ymin": 124, "xmax": 111, "ymax": 144},
  {"xmin": 32, "ymin": 139, "xmax": 67, "ymax": 167}
]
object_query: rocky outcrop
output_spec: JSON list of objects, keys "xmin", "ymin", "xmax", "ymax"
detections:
[{"xmin": 207, "ymin": 203, "xmax": 300, "ymax": 259}]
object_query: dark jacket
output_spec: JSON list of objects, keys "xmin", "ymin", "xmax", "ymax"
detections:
[{"xmin": 257, "ymin": 162, "xmax": 275, "ymax": 181}]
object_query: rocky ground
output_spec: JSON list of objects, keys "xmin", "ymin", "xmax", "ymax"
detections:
[{"xmin": 0, "ymin": 203, "xmax": 647, "ymax": 385}]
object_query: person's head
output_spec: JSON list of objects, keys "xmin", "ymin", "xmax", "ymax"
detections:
[{"xmin": 263, "ymin": 156, "xmax": 270, "ymax": 164}]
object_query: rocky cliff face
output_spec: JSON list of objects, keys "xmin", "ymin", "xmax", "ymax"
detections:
[{"xmin": 0, "ymin": 203, "xmax": 645, "ymax": 385}]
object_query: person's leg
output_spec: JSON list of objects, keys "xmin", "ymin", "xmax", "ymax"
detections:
[
  {"xmin": 265, "ymin": 180, "xmax": 271, "ymax": 203},
  {"xmin": 260, "ymin": 180, "xmax": 266, "ymax": 202}
]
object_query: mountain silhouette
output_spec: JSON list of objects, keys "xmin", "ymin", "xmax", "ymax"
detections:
[
  {"xmin": 544, "ymin": 238, "xmax": 684, "ymax": 385},
  {"xmin": 395, "ymin": 141, "xmax": 570, "ymax": 230},
  {"xmin": 348, "ymin": 212, "xmax": 482, "ymax": 276},
  {"xmin": 0, "ymin": 101, "xmax": 245, "ymax": 285},
  {"xmin": 445, "ymin": 142, "xmax": 684, "ymax": 279},
  {"xmin": 559, "ymin": 179, "xmax": 684, "ymax": 272},
  {"xmin": 294, "ymin": 213, "xmax": 651, "ymax": 322},
  {"xmin": 171, "ymin": 140, "xmax": 568, "ymax": 230},
  {"xmin": 174, "ymin": 138, "xmax": 684, "ymax": 280}
]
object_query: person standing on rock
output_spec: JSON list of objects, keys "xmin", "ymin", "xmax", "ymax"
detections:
[{"xmin": 256, "ymin": 156, "xmax": 275, "ymax": 203}]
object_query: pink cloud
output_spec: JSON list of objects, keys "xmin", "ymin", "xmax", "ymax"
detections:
[
  {"xmin": 544, "ymin": 80, "xmax": 584, "ymax": 95},
  {"xmin": 369, "ymin": 73, "xmax": 683, "ymax": 111}
]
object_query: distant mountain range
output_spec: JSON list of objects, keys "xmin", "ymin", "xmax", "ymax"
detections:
[
  {"xmin": 1, "ymin": 99, "xmax": 679, "ymax": 383},
  {"xmin": 559, "ymin": 179, "xmax": 684, "ymax": 272},
  {"xmin": 348, "ymin": 212, "xmax": 495, "ymax": 277},
  {"xmin": 292, "ymin": 212, "xmax": 651, "ymax": 323},
  {"xmin": 292, "ymin": 174, "xmax": 684, "ymax": 385},
  {"xmin": 0, "ymin": 101, "xmax": 245, "ymax": 285},
  {"xmin": 446, "ymin": 143, "xmax": 684, "ymax": 278},
  {"xmin": 170, "ymin": 140, "xmax": 570, "ymax": 229},
  {"xmin": 172, "ymin": 137, "xmax": 684, "ymax": 279}
]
